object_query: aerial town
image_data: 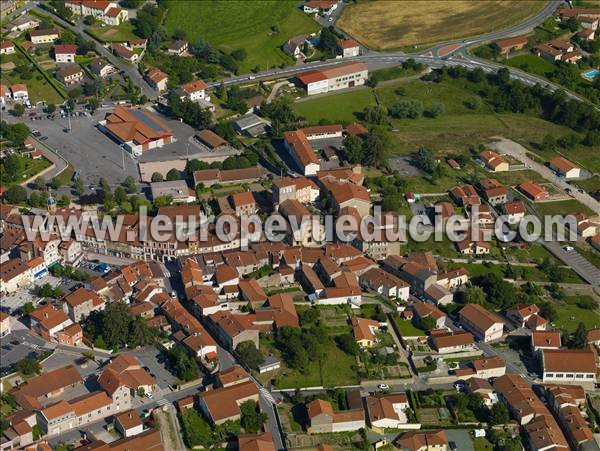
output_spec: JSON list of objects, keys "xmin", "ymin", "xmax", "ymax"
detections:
[{"xmin": 0, "ymin": 0, "xmax": 599, "ymax": 450}]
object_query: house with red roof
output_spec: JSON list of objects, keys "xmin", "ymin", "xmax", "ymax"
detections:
[{"xmin": 340, "ymin": 39, "xmax": 360, "ymax": 57}]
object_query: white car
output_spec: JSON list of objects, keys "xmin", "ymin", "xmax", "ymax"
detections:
[
  {"xmin": 377, "ymin": 384, "xmax": 389, "ymax": 391},
  {"xmin": 563, "ymin": 245, "xmax": 574, "ymax": 252},
  {"xmin": 145, "ymin": 392, "xmax": 153, "ymax": 399}
]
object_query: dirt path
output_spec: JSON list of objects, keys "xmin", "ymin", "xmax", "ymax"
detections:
[{"xmin": 154, "ymin": 406, "xmax": 185, "ymax": 451}]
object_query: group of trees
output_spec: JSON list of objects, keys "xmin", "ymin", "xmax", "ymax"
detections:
[
  {"xmin": 364, "ymin": 174, "xmax": 408, "ymax": 211},
  {"xmin": 84, "ymin": 302, "xmax": 161, "ymax": 350},
  {"xmin": 340, "ymin": 127, "xmax": 390, "ymax": 169},
  {"xmin": 162, "ymin": 343, "xmax": 200, "ymax": 382},
  {"xmin": 180, "ymin": 408, "xmax": 240, "ymax": 448},
  {"xmin": 32, "ymin": 283, "xmax": 64, "ymax": 299},
  {"xmin": 50, "ymin": 264, "xmax": 90, "ymax": 281},
  {"xmin": 449, "ymin": 392, "xmax": 510, "ymax": 425},
  {"xmin": 0, "ymin": 121, "xmax": 30, "ymax": 147},
  {"xmin": 260, "ymin": 97, "xmax": 301, "ymax": 136},
  {"xmin": 389, "ymin": 99, "xmax": 445, "ymax": 119},
  {"xmin": 423, "ymin": 66, "xmax": 600, "ymax": 141},
  {"xmin": 235, "ymin": 341, "xmax": 265, "ymax": 371},
  {"xmin": 167, "ymin": 94, "xmax": 213, "ymax": 130}
]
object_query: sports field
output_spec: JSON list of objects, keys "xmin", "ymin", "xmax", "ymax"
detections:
[
  {"xmin": 164, "ymin": 1, "xmax": 320, "ymax": 73},
  {"xmin": 337, "ymin": 1, "xmax": 547, "ymax": 50}
]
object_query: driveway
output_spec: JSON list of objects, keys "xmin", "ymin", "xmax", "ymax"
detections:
[{"xmin": 489, "ymin": 138, "xmax": 600, "ymax": 215}]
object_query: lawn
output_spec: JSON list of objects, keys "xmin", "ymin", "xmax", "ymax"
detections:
[
  {"xmin": 0, "ymin": 156, "xmax": 51, "ymax": 187},
  {"xmin": 272, "ymin": 340, "xmax": 359, "ymax": 389},
  {"xmin": 393, "ymin": 316, "xmax": 426, "ymax": 338},
  {"xmin": 337, "ymin": 1, "xmax": 546, "ymax": 50},
  {"xmin": 86, "ymin": 22, "xmax": 138, "ymax": 43},
  {"xmin": 531, "ymin": 199, "xmax": 595, "ymax": 218},
  {"xmin": 294, "ymin": 87, "xmax": 376, "ymax": 124},
  {"xmin": 1, "ymin": 67, "xmax": 63, "ymax": 105},
  {"xmin": 506, "ymin": 54, "xmax": 556, "ymax": 78},
  {"xmin": 554, "ymin": 303, "xmax": 600, "ymax": 331},
  {"xmin": 292, "ymin": 78, "xmax": 576, "ymax": 155},
  {"xmin": 163, "ymin": 1, "xmax": 320, "ymax": 73},
  {"xmin": 472, "ymin": 437, "xmax": 494, "ymax": 451}
]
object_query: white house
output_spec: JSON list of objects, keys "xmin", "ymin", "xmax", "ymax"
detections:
[
  {"xmin": 366, "ymin": 394, "xmax": 414, "ymax": 430},
  {"xmin": 548, "ymin": 157, "xmax": 581, "ymax": 179},
  {"xmin": 11, "ymin": 84, "xmax": 29, "ymax": 103},
  {"xmin": 317, "ymin": 287, "xmax": 362, "ymax": 307},
  {"xmin": 0, "ymin": 41, "xmax": 15, "ymax": 55},
  {"xmin": 340, "ymin": 39, "xmax": 360, "ymax": 58},
  {"xmin": 54, "ymin": 44, "xmax": 77, "ymax": 63},
  {"xmin": 283, "ymin": 130, "xmax": 320, "ymax": 176}
]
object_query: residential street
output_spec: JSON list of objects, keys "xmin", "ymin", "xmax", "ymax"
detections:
[
  {"xmin": 31, "ymin": 6, "xmax": 157, "ymax": 99},
  {"xmin": 490, "ymin": 138, "xmax": 600, "ymax": 215}
]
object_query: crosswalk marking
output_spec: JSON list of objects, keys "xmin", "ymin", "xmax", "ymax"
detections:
[
  {"xmin": 155, "ymin": 398, "xmax": 169, "ymax": 407},
  {"xmin": 260, "ymin": 387, "xmax": 275, "ymax": 404}
]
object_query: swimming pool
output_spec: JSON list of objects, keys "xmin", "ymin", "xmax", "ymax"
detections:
[{"xmin": 582, "ymin": 69, "xmax": 599, "ymax": 80}]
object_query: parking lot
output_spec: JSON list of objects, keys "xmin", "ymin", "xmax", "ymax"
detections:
[
  {"xmin": 0, "ymin": 328, "xmax": 54, "ymax": 375},
  {"xmin": 25, "ymin": 106, "xmax": 205, "ymax": 185}
]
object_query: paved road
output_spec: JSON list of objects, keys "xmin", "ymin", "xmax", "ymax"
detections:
[{"xmin": 31, "ymin": 6, "xmax": 157, "ymax": 99}]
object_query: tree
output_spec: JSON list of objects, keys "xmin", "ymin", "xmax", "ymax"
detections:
[
  {"xmin": 362, "ymin": 127, "xmax": 389, "ymax": 168},
  {"xmin": 565, "ymin": 17, "xmax": 580, "ymax": 32},
  {"xmin": 46, "ymin": 103, "xmax": 56, "ymax": 114},
  {"xmin": 181, "ymin": 408, "xmax": 213, "ymax": 448},
  {"xmin": 114, "ymin": 186, "xmax": 127, "ymax": 204},
  {"xmin": 151, "ymin": 172, "xmax": 164, "ymax": 183},
  {"xmin": 5, "ymin": 154, "xmax": 24, "ymax": 178},
  {"xmin": 87, "ymin": 97, "xmax": 99, "ymax": 113},
  {"xmin": 50, "ymin": 177, "xmax": 62, "ymax": 190},
  {"xmin": 318, "ymin": 26, "xmax": 339, "ymax": 56},
  {"xmin": 362, "ymin": 105, "xmax": 387, "ymax": 124},
  {"xmin": 570, "ymin": 322, "xmax": 587, "ymax": 349},
  {"xmin": 235, "ymin": 341, "xmax": 264, "ymax": 371},
  {"xmin": 489, "ymin": 401, "xmax": 510, "ymax": 425},
  {"xmin": 34, "ymin": 176, "xmax": 47, "ymax": 191},
  {"xmin": 166, "ymin": 169, "xmax": 181, "ymax": 181},
  {"xmin": 81, "ymin": 351, "xmax": 96, "ymax": 363},
  {"xmin": 389, "ymin": 99, "xmax": 423, "ymax": 119},
  {"xmin": 75, "ymin": 177, "xmax": 85, "ymax": 196},
  {"xmin": 16, "ymin": 358, "xmax": 40, "ymax": 376},
  {"xmin": 12, "ymin": 103, "xmax": 25, "ymax": 117},
  {"xmin": 240, "ymin": 400, "xmax": 268, "ymax": 433},
  {"xmin": 425, "ymin": 101, "xmax": 445, "ymax": 118},
  {"xmin": 123, "ymin": 176, "xmax": 137, "ymax": 194},
  {"xmin": 413, "ymin": 147, "xmax": 437, "ymax": 173},
  {"xmin": 464, "ymin": 286, "xmax": 486, "ymax": 305},
  {"xmin": 6, "ymin": 185, "xmax": 27, "ymax": 204},
  {"xmin": 344, "ymin": 135, "xmax": 363, "ymax": 164},
  {"xmin": 57, "ymin": 194, "xmax": 70, "ymax": 207},
  {"xmin": 335, "ymin": 333, "xmax": 359, "ymax": 355},
  {"xmin": 231, "ymin": 48, "xmax": 247, "ymax": 61},
  {"xmin": 21, "ymin": 302, "xmax": 34, "ymax": 315}
]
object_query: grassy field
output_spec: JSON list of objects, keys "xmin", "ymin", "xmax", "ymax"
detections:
[
  {"xmin": 163, "ymin": 1, "xmax": 320, "ymax": 73},
  {"xmin": 292, "ymin": 78, "xmax": 577, "ymax": 156},
  {"xmin": 272, "ymin": 340, "xmax": 359, "ymax": 388},
  {"xmin": 532, "ymin": 199, "xmax": 595, "ymax": 218},
  {"xmin": 506, "ymin": 54, "xmax": 556, "ymax": 78},
  {"xmin": 337, "ymin": 1, "xmax": 546, "ymax": 50},
  {"xmin": 554, "ymin": 303, "xmax": 600, "ymax": 331},
  {"xmin": 1, "ymin": 65, "xmax": 63, "ymax": 105},
  {"xmin": 87, "ymin": 22, "xmax": 138, "ymax": 43},
  {"xmin": 393, "ymin": 317, "xmax": 426, "ymax": 337}
]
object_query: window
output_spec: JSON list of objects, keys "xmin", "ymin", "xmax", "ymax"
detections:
[
  {"xmin": 546, "ymin": 373, "xmax": 554, "ymax": 377},
  {"xmin": 566, "ymin": 374, "xmax": 574, "ymax": 378},
  {"xmin": 576, "ymin": 374, "xmax": 584, "ymax": 378},
  {"xmin": 555, "ymin": 374, "xmax": 563, "ymax": 378}
]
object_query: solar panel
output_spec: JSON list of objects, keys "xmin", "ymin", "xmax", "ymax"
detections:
[{"xmin": 130, "ymin": 110, "xmax": 164, "ymax": 132}]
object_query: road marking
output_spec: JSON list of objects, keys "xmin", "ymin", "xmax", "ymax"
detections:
[{"xmin": 260, "ymin": 387, "xmax": 276, "ymax": 404}]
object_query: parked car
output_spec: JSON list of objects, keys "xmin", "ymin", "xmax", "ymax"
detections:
[{"xmin": 377, "ymin": 383, "xmax": 389, "ymax": 391}]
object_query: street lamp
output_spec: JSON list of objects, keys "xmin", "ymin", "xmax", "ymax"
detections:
[{"xmin": 119, "ymin": 143, "xmax": 126, "ymax": 171}]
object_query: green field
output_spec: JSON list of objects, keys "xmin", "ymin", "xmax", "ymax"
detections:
[
  {"xmin": 393, "ymin": 317, "xmax": 426, "ymax": 337},
  {"xmin": 273, "ymin": 340, "xmax": 359, "ymax": 389},
  {"xmin": 87, "ymin": 22, "xmax": 138, "ymax": 43},
  {"xmin": 163, "ymin": 1, "xmax": 320, "ymax": 73},
  {"xmin": 292, "ymin": 78, "xmax": 578, "ymax": 155},
  {"xmin": 554, "ymin": 303, "xmax": 600, "ymax": 331},
  {"xmin": 1, "ymin": 63, "xmax": 63, "ymax": 105},
  {"xmin": 506, "ymin": 54, "xmax": 556, "ymax": 78},
  {"xmin": 0, "ymin": 156, "xmax": 51, "ymax": 187},
  {"xmin": 531, "ymin": 199, "xmax": 595, "ymax": 218}
]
